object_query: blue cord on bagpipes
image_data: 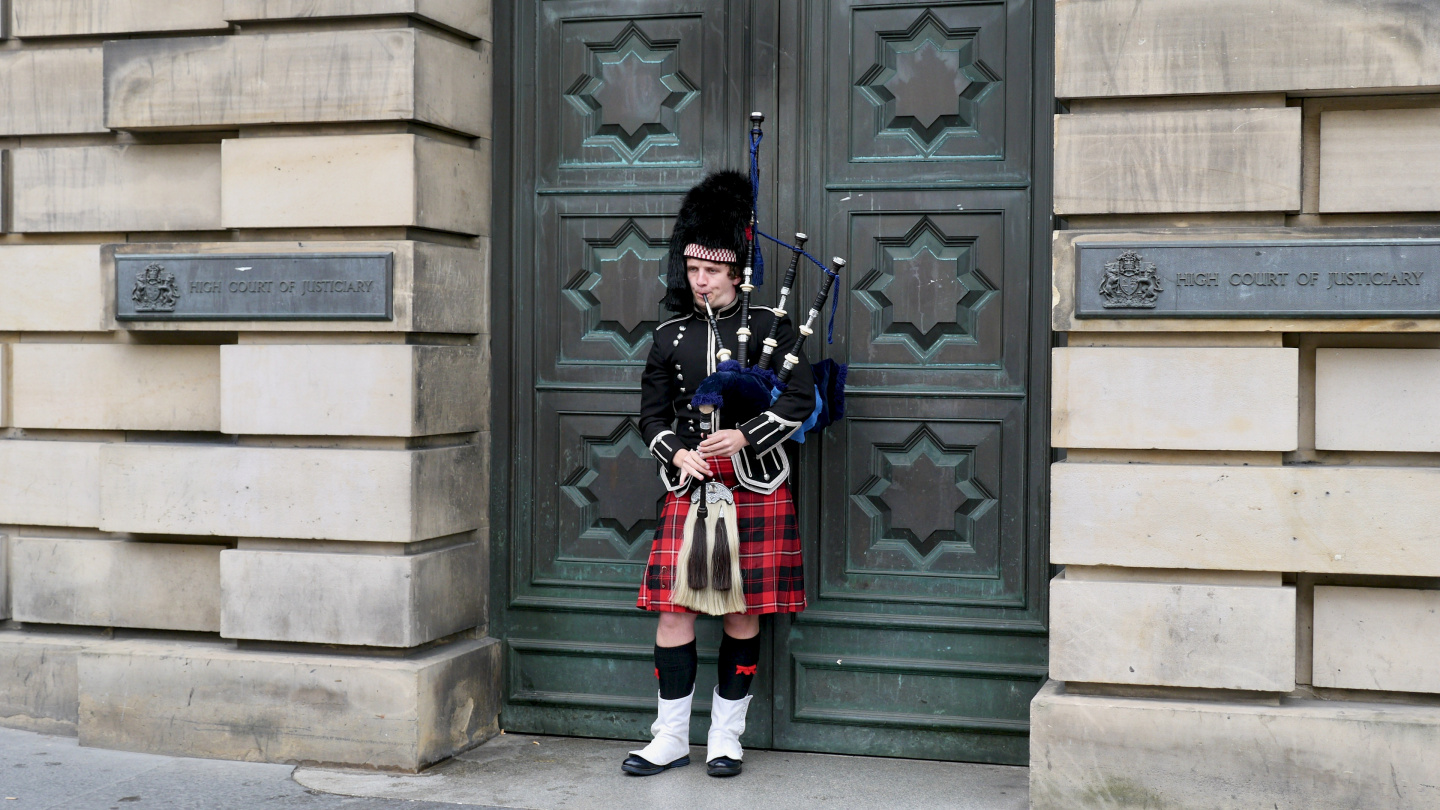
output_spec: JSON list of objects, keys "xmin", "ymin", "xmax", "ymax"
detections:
[{"xmin": 747, "ymin": 128, "xmax": 839, "ymax": 344}]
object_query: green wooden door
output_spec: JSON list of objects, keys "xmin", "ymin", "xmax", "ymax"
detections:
[{"xmin": 491, "ymin": 0, "xmax": 1051, "ymax": 764}]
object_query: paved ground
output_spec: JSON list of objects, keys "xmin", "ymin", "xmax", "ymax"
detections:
[
  {"xmin": 0, "ymin": 727, "xmax": 494, "ymax": 810},
  {"xmin": 0, "ymin": 725, "xmax": 1029, "ymax": 810},
  {"xmin": 297, "ymin": 732, "xmax": 1030, "ymax": 810}
]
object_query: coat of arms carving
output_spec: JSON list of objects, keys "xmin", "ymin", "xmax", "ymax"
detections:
[
  {"xmin": 1098, "ymin": 250, "xmax": 1162, "ymax": 309},
  {"xmin": 131, "ymin": 263, "xmax": 181, "ymax": 313}
]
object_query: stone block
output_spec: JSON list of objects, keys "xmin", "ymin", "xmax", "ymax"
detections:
[
  {"xmin": 0, "ymin": 246, "xmax": 107, "ymax": 331},
  {"xmin": 0, "ymin": 47, "xmax": 104, "ymax": 136},
  {"xmin": 105, "ymin": 29, "xmax": 484, "ymax": 136},
  {"xmin": 0, "ymin": 630, "xmax": 105, "ymax": 735},
  {"xmin": 1049, "ymin": 575, "xmax": 1295, "ymax": 691},
  {"xmin": 1052, "ymin": 347, "xmax": 1298, "ymax": 451},
  {"xmin": 11, "ymin": 537, "xmax": 221, "ymax": 632},
  {"xmin": 412, "ymin": 238, "xmax": 488, "ymax": 334},
  {"xmin": 220, "ymin": 344, "xmax": 486, "ymax": 437},
  {"xmin": 416, "ymin": 343, "xmax": 490, "ymax": 429},
  {"xmin": 78, "ymin": 636, "xmax": 501, "ymax": 770},
  {"xmin": 220, "ymin": 134, "xmax": 485, "ymax": 235},
  {"xmin": 1316, "ymin": 349, "xmax": 1440, "ymax": 451},
  {"xmin": 1031, "ymin": 680, "xmax": 1440, "ymax": 810},
  {"xmin": 99, "ymin": 443, "xmax": 482, "ymax": 542},
  {"xmin": 414, "ymin": 135, "xmax": 488, "ymax": 236},
  {"xmin": 1320, "ymin": 109, "xmax": 1440, "ymax": 213},
  {"xmin": 107, "ymin": 240, "xmax": 485, "ymax": 334},
  {"xmin": 0, "ymin": 534, "xmax": 8, "ymax": 620},
  {"xmin": 1313, "ymin": 586, "xmax": 1440, "ymax": 694},
  {"xmin": 419, "ymin": 33, "xmax": 491, "ymax": 140},
  {"xmin": 1055, "ymin": 108, "xmax": 1301, "ymax": 215},
  {"xmin": 11, "ymin": 145, "xmax": 222, "ymax": 233},
  {"xmin": 11, "ymin": 344, "xmax": 221, "ymax": 431},
  {"xmin": 12, "ymin": 0, "xmax": 229, "ymax": 37},
  {"xmin": 222, "ymin": 0, "xmax": 490, "ymax": 40},
  {"xmin": 1066, "ymin": 566, "xmax": 1282, "ymax": 587},
  {"xmin": 0, "ymin": 440, "xmax": 103, "ymax": 528},
  {"xmin": 1056, "ymin": 0, "xmax": 1440, "ymax": 99},
  {"xmin": 221, "ymin": 542, "xmax": 482, "ymax": 647},
  {"xmin": 1052, "ymin": 462, "xmax": 1440, "ymax": 576}
]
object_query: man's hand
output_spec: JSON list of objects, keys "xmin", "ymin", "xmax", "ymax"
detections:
[
  {"xmin": 698, "ymin": 429, "xmax": 749, "ymax": 458},
  {"xmin": 673, "ymin": 448, "xmax": 713, "ymax": 482}
]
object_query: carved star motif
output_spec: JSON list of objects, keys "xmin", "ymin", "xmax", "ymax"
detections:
[
  {"xmin": 855, "ymin": 427, "xmax": 994, "ymax": 564},
  {"xmin": 564, "ymin": 219, "xmax": 669, "ymax": 356},
  {"xmin": 561, "ymin": 421, "xmax": 667, "ymax": 558},
  {"xmin": 887, "ymin": 40, "xmax": 969, "ymax": 131},
  {"xmin": 563, "ymin": 23, "xmax": 700, "ymax": 162},
  {"xmin": 855, "ymin": 218, "xmax": 996, "ymax": 358},
  {"xmin": 855, "ymin": 11, "xmax": 1001, "ymax": 155},
  {"xmin": 590, "ymin": 53, "xmax": 680, "ymax": 139}
]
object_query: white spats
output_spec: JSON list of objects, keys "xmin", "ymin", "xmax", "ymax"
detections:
[
  {"xmin": 707, "ymin": 689, "xmax": 752, "ymax": 763},
  {"xmin": 629, "ymin": 690, "xmax": 694, "ymax": 768}
]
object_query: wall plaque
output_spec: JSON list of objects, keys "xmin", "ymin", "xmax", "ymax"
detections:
[
  {"xmin": 1075, "ymin": 240, "xmax": 1440, "ymax": 318},
  {"xmin": 115, "ymin": 253, "xmax": 393, "ymax": 321}
]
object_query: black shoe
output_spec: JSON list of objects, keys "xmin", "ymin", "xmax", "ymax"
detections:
[
  {"xmin": 706, "ymin": 756, "xmax": 742, "ymax": 777},
  {"xmin": 622, "ymin": 754, "xmax": 690, "ymax": 776}
]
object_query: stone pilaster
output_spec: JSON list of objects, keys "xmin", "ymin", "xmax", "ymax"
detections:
[{"xmin": 0, "ymin": 3, "xmax": 495, "ymax": 772}]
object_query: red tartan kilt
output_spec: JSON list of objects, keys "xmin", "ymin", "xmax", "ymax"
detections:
[{"xmin": 636, "ymin": 455, "xmax": 805, "ymax": 615}]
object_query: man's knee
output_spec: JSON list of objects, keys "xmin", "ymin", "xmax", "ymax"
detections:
[
  {"xmin": 722, "ymin": 613, "xmax": 759, "ymax": 638},
  {"xmin": 659, "ymin": 612, "xmax": 695, "ymax": 630}
]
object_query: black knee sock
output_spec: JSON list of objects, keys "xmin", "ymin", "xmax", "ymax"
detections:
[
  {"xmin": 654, "ymin": 640, "xmax": 697, "ymax": 700},
  {"xmin": 716, "ymin": 633, "xmax": 761, "ymax": 700}
]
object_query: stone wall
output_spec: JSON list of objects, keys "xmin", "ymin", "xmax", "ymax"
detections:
[
  {"xmin": 1034, "ymin": 2, "xmax": 1440, "ymax": 807},
  {"xmin": 0, "ymin": 1, "xmax": 496, "ymax": 771}
]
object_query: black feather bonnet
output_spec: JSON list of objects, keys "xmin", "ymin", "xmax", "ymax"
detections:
[{"xmin": 663, "ymin": 169, "xmax": 752, "ymax": 313}]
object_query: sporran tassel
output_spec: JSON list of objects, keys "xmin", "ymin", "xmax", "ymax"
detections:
[
  {"xmin": 672, "ymin": 485, "xmax": 747, "ymax": 616},
  {"xmin": 687, "ymin": 502, "xmax": 709, "ymax": 590},
  {"xmin": 710, "ymin": 504, "xmax": 731, "ymax": 591}
]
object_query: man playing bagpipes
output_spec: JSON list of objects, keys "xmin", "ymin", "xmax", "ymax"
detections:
[{"xmin": 624, "ymin": 164, "xmax": 825, "ymax": 779}]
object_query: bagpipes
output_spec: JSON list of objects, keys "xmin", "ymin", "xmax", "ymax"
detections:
[{"xmin": 688, "ymin": 112, "xmax": 849, "ymax": 440}]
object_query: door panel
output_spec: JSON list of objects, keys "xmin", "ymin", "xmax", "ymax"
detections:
[
  {"xmin": 828, "ymin": 396, "xmax": 1027, "ymax": 605},
  {"xmin": 827, "ymin": 0, "xmax": 1032, "ymax": 183},
  {"xmin": 539, "ymin": 195, "xmax": 680, "ymax": 386},
  {"xmin": 538, "ymin": 0, "xmax": 725, "ymax": 188},
  {"xmin": 830, "ymin": 189, "xmax": 1031, "ymax": 389},
  {"xmin": 772, "ymin": 621, "xmax": 1046, "ymax": 763},
  {"xmin": 497, "ymin": 0, "xmax": 1048, "ymax": 764},
  {"xmin": 535, "ymin": 392, "xmax": 660, "ymax": 589}
]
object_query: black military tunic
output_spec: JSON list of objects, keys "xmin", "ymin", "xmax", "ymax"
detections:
[{"xmin": 639, "ymin": 297, "xmax": 816, "ymax": 494}]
